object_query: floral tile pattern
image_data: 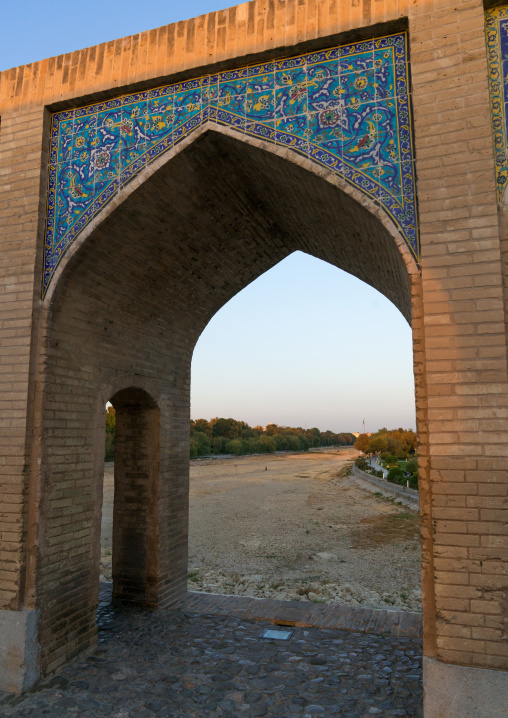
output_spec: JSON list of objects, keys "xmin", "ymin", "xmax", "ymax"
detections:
[
  {"xmin": 43, "ymin": 31, "xmax": 418, "ymax": 297},
  {"xmin": 485, "ymin": 6, "xmax": 508, "ymax": 202}
]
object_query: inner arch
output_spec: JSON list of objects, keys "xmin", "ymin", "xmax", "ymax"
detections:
[{"xmin": 36, "ymin": 127, "xmax": 419, "ymax": 673}]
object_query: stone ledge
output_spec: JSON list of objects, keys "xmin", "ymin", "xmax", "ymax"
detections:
[
  {"xmin": 184, "ymin": 591, "xmax": 423, "ymax": 638},
  {"xmin": 0, "ymin": 609, "xmax": 40, "ymax": 694},
  {"xmin": 423, "ymin": 656, "xmax": 508, "ymax": 718}
]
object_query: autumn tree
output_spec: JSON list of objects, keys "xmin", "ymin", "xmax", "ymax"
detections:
[{"xmin": 354, "ymin": 433, "xmax": 371, "ymax": 453}]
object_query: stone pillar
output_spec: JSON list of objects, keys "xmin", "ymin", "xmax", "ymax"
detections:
[
  {"xmin": 409, "ymin": 0, "xmax": 508, "ymax": 712},
  {"xmin": 0, "ymin": 101, "xmax": 46, "ymax": 692},
  {"xmin": 111, "ymin": 388, "xmax": 160, "ymax": 607}
]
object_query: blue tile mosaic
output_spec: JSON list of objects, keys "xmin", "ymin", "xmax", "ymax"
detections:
[
  {"xmin": 43, "ymin": 31, "xmax": 418, "ymax": 297},
  {"xmin": 485, "ymin": 6, "xmax": 508, "ymax": 202}
]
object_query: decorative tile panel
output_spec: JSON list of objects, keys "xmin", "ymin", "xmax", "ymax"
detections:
[
  {"xmin": 485, "ymin": 6, "xmax": 508, "ymax": 203},
  {"xmin": 43, "ymin": 31, "xmax": 418, "ymax": 296}
]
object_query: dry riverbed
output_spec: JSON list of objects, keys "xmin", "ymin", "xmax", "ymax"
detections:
[{"xmin": 101, "ymin": 448, "xmax": 421, "ymax": 612}]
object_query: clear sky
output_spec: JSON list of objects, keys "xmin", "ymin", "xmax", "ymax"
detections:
[{"xmin": 2, "ymin": 1, "xmax": 416, "ymax": 434}]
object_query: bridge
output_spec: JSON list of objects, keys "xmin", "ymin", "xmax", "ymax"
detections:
[{"xmin": 0, "ymin": 1, "xmax": 508, "ymax": 715}]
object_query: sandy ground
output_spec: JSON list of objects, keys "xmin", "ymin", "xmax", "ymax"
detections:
[{"xmin": 100, "ymin": 448, "xmax": 422, "ymax": 612}]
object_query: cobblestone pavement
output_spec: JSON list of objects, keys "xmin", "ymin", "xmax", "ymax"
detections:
[{"xmin": 1, "ymin": 593, "xmax": 423, "ymax": 718}]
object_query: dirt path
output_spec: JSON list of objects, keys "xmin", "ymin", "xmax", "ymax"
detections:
[{"xmin": 101, "ymin": 449, "xmax": 421, "ymax": 612}]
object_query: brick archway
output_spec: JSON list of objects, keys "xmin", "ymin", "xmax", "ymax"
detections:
[
  {"xmin": 28, "ymin": 126, "xmax": 429, "ymax": 679},
  {"xmin": 1, "ymin": 1, "xmax": 508, "ymax": 713}
]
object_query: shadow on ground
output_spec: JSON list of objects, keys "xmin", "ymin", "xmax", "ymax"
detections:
[{"xmin": 0, "ymin": 585, "xmax": 423, "ymax": 718}]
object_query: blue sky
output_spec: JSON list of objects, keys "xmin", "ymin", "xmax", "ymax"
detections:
[{"xmin": 2, "ymin": 1, "xmax": 416, "ymax": 433}]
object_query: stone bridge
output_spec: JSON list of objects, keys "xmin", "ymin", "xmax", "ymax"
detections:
[{"xmin": 1, "ymin": 0, "xmax": 508, "ymax": 715}]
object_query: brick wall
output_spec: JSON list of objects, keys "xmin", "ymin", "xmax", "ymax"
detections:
[
  {"xmin": 0, "ymin": 106, "xmax": 47, "ymax": 610},
  {"xmin": 411, "ymin": 0, "xmax": 508, "ymax": 669}
]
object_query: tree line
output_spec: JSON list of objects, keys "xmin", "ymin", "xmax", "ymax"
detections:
[
  {"xmin": 104, "ymin": 408, "xmax": 355, "ymax": 460},
  {"xmin": 190, "ymin": 418, "xmax": 355, "ymax": 457}
]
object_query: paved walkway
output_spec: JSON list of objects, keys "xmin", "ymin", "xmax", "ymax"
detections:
[
  {"xmin": 0, "ymin": 588, "xmax": 423, "ymax": 718},
  {"xmin": 366, "ymin": 459, "xmax": 387, "ymax": 478}
]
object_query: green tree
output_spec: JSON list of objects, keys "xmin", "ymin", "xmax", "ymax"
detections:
[
  {"xmin": 287, "ymin": 435, "xmax": 301, "ymax": 451},
  {"xmin": 191, "ymin": 430, "xmax": 211, "ymax": 456},
  {"xmin": 190, "ymin": 417, "xmax": 357, "ymax": 459},
  {"xmin": 190, "ymin": 439, "xmax": 199, "ymax": 458},
  {"xmin": 226, "ymin": 439, "xmax": 244, "ymax": 455},
  {"xmin": 211, "ymin": 417, "xmax": 242, "ymax": 439},
  {"xmin": 105, "ymin": 406, "xmax": 116, "ymax": 461},
  {"xmin": 258, "ymin": 435, "xmax": 276, "ymax": 453},
  {"xmin": 212, "ymin": 436, "xmax": 228, "ymax": 454},
  {"xmin": 193, "ymin": 418, "xmax": 212, "ymax": 437}
]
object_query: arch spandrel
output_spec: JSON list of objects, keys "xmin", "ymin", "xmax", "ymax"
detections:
[{"xmin": 43, "ymin": 30, "xmax": 418, "ymax": 298}]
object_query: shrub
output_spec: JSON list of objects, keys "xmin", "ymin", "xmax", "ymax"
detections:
[
  {"xmin": 355, "ymin": 457, "xmax": 369, "ymax": 471},
  {"xmin": 406, "ymin": 459, "xmax": 418, "ymax": 474},
  {"xmin": 387, "ymin": 466, "xmax": 404, "ymax": 484},
  {"xmin": 408, "ymin": 472, "xmax": 418, "ymax": 490}
]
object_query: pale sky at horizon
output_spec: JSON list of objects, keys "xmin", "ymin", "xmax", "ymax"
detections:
[{"xmin": 3, "ymin": 1, "xmax": 417, "ymax": 434}]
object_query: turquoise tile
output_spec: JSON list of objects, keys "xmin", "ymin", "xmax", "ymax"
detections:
[
  {"xmin": 203, "ymin": 82, "xmax": 219, "ymax": 103},
  {"xmin": 174, "ymin": 86, "xmax": 202, "ymax": 109},
  {"xmin": 245, "ymin": 90, "xmax": 275, "ymax": 121},
  {"xmin": 218, "ymin": 67, "xmax": 249, "ymax": 83},
  {"xmin": 246, "ymin": 67, "xmax": 274, "ymax": 92},
  {"xmin": 244, "ymin": 119, "xmax": 277, "ymax": 144},
  {"xmin": 173, "ymin": 104, "xmax": 202, "ymax": 128},
  {"xmin": 219, "ymin": 78, "xmax": 248, "ymax": 97},
  {"xmin": 307, "ymin": 77, "xmax": 343, "ymax": 112},
  {"xmin": 341, "ymin": 71, "xmax": 376, "ymax": 106},
  {"xmin": 307, "ymin": 60, "xmax": 339, "ymax": 83},
  {"xmin": 148, "ymin": 95, "xmax": 173, "ymax": 115},
  {"xmin": 275, "ymin": 56, "xmax": 305, "ymax": 72},
  {"xmin": 275, "ymin": 65, "xmax": 307, "ymax": 88},
  {"xmin": 306, "ymin": 48, "xmax": 339, "ymax": 66},
  {"xmin": 144, "ymin": 110, "xmax": 173, "ymax": 144},
  {"xmin": 339, "ymin": 49, "xmax": 374, "ymax": 74},
  {"xmin": 42, "ymin": 29, "xmax": 419, "ymax": 297},
  {"xmin": 308, "ymin": 110, "xmax": 347, "ymax": 146},
  {"xmin": 275, "ymin": 84, "xmax": 308, "ymax": 118},
  {"xmin": 59, "ymin": 131, "xmax": 75, "ymax": 164},
  {"xmin": 276, "ymin": 113, "xmax": 309, "ymax": 140},
  {"xmin": 92, "ymin": 147, "xmax": 120, "ymax": 185},
  {"xmin": 217, "ymin": 94, "xmax": 245, "ymax": 116}
]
